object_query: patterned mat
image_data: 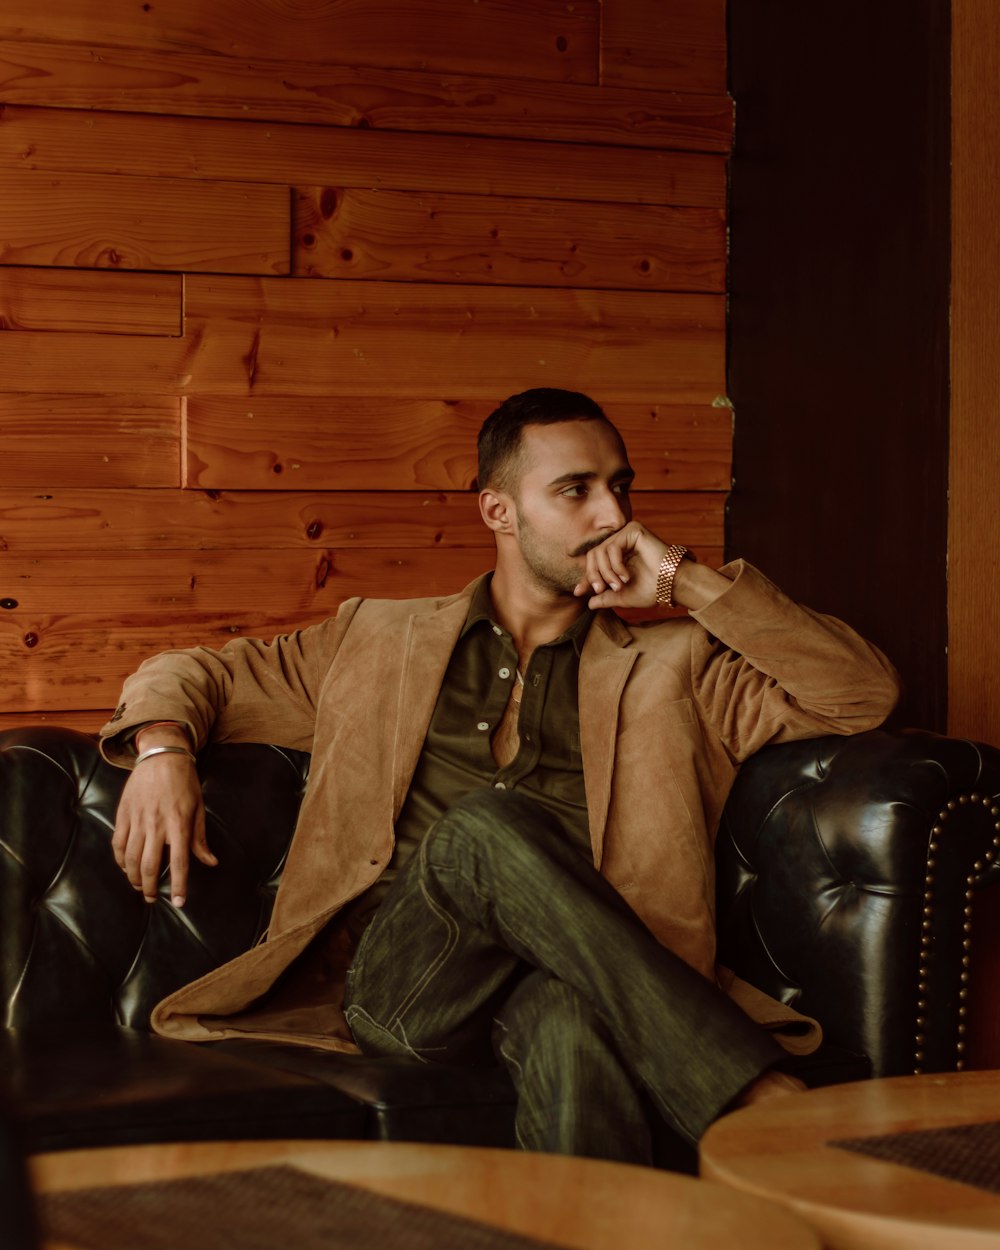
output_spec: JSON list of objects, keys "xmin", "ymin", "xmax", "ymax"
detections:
[
  {"xmin": 831, "ymin": 1120, "xmax": 1000, "ymax": 1195},
  {"xmin": 41, "ymin": 1163, "xmax": 562, "ymax": 1250}
]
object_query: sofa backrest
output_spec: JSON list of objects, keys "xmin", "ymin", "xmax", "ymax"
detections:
[
  {"xmin": 5, "ymin": 723, "xmax": 1000, "ymax": 1081},
  {"xmin": 0, "ymin": 728, "xmax": 308, "ymax": 1031},
  {"xmin": 715, "ymin": 728, "xmax": 1000, "ymax": 1077}
]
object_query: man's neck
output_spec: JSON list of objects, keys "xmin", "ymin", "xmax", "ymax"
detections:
[{"xmin": 488, "ymin": 567, "xmax": 587, "ymax": 664}]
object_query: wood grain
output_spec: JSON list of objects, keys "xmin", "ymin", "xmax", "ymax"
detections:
[
  {"xmin": 0, "ymin": 331, "xmax": 182, "ymax": 394},
  {"xmin": 600, "ymin": 0, "xmax": 726, "ymax": 93},
  {"xmin": 0, "ymin": 488, "xmax": 725, "ymax": 552},
  {"xmin": 0, "ymin": 41, "xmax": 732, "ymax": 150},
  {"xmin": 183, "ymin": 278, "xmax": 727, "ymax": 402},
  {"xmin": 0, "ymin": 709, "xmax": 106, "ymax": 734},
  {"xmin": 1, "ymin": 613, "xmax": 341, "ymax": 714},
  {"xmin": 0, "ymin": 547, "xmax": 491, "ymax": 714},
  {"xmin": 292, "ymin": 187, "xmax": 725, "ymax": 291},
  {"xmin": 0, "ymin": 296, "xmax": 724, "ymax": 401},
  {"xmin": 29, "ymin": 1140, "xmax": 820, "ymax": 1250},
  {"xmin": 0, "ymin": 546, "xmax": 724, "ymax": 712},
  {"xmin": 3, "ymin": 543, "xmax": 728, "ymax": 616},
  {"xmin": 701, "ymin": 1072, "xmax": 1000, "ymax": 1248},
  {"xmin": 184, "ymin": 397, "xmax": 731, "ymax": 492},
  {"xmin": 948, "ymin": 0, "xmax": 1000, "ymax": 747},
  {"xmin": 0, "ymin": 266, "xmax": 181, "ymax": 335},
  {"xmin": 0, "ymin": 0, "xmax": 600, "ymax": 83},
  {"xmin": 2, "ymin": 168, "xmax": 290, "ymax": 275},
  {"xmin": 0, "ymin": 396, "xmax": 180, "ymax": 488},
  {"xmin": 2, "ymin": 548, "xmax": 498, "ymax": 614},
  {"xmin": 0, "ymin": 282, "xmax": 725, "ymax": 400},
  {"xmin": 0, "ymin": 106, "xmax": 727, "ymax": 208},
  {"xmin": 0, "ymin": 1, "xmax": 735, "ymax": 723}
]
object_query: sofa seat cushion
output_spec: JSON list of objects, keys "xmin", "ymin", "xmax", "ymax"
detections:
[
  {"xmin": 209, "ymin": 1039, "xmax": 517, "ymax": 1147},
  {"xmin": 3, "ymin": 1028, "xmax": 365, "ymax": 1152}
]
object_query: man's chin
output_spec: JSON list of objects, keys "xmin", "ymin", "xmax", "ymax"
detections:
[
  {"xmin": 554, "ymin": 569, "xmax": 588, "ymax": 599},
  {"xmin": 525, "ymin": 568, "xmax": 585, "ymax": 600}
]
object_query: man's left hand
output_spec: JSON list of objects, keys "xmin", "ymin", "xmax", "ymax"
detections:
[
  {"xmin": 573, "ymin": 522, "xmax": 731, "ymax": 611},
  {"xmin": 573, "ymin": 521, "xmax": 668, "ymax": 609}
]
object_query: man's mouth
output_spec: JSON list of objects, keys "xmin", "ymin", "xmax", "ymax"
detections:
[{"xmin": 570, "ymin": 530, "xmax": 622, "ymax": 559}]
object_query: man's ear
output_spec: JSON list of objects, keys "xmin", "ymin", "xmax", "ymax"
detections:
[{"xmin": 479, "ymin": 487, "xmax": 515, "ymax": 535}]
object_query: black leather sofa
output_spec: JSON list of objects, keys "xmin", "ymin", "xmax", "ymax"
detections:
[{"xmin": 3, "ymin": 724, "xmax": 999, "ymax": 1156}]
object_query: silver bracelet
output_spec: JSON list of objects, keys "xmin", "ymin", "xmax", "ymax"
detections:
[{"xmin": 134, "ymin": 745, "xmax": 196, "ymax": 767}]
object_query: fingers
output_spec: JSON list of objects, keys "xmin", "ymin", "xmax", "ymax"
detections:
[
  {"xmin": 111, "ymin": 759, "xmax": 214, "ymax": 908},
  {"xmin": 191, "ymin": 803, "xmax": 219, "ymax": 869},
  {"xmin": 586, "ymin": 536, "xmax": 634, "ymax": 594},
  {"xmin": 168, "ymin": 834, "xmax": 190, "ymax": 909},
  {"xmin": 113, "ymin": 794, "xmax": 165, "ymax": 900},
  {"xmin": 574, "ymin": 522, "xmax": 668, "ymax": 608},
  {"xmin": 111, "ymin": 808, "xmax": 131, "ymax": 874},
  {"xmin": 572, "ymin": 532, "xmax": 634, "ymax": 600},
  {"xmin": 142, "ymin": 835, "xmax": 167, "ymax": 904}
]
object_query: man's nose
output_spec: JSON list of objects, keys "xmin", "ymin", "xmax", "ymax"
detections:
[{"xmin": 593, "ymin": 486, "xmax": 628, "ymax": 530}]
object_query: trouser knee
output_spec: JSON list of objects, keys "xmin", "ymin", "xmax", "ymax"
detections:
[
  {"xmin": 424, "ymin": 788, "xmax": 564, "ymax": 871},
  {"xmin": 494, "ymin": 973, "xmax": 614, "ymax": 1078}
]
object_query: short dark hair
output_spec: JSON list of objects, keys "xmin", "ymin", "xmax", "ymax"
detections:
[{"xmin": 476, "ymin": 387, "xmax": 612, "ymax": 492}]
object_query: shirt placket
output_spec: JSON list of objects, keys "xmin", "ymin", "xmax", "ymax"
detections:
[
  {"xmin": 494, "ymin": 649, "xmax": 548, "ymax": 790},
  {"xmin": 479, "ymin": 626, "xmax": 521, "ymax": 782}
]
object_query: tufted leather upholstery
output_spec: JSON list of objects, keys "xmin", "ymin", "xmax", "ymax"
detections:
[
  {"xmin": 1, "ymin": 729, "xmax": 304, "ymax": 1031},
  {"xmin": 715, "ymin": 729, "xmax": 1000, "ymax": 1078},
  {"xmin": 3, "ymin": 724, "xmax": 1000, "ymax": 1153}
]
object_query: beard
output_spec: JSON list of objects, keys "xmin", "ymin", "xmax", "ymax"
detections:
[{"xmin": 514, "ymin": 512, "xmax": 611, "ymax": 598}]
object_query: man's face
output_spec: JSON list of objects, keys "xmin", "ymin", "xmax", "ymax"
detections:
[{"xmin": 507, "ymin": 420, "xmax": 634, "ymax": 596}]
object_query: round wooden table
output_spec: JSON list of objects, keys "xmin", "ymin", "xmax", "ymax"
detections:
[
  {"xmin": 32, "ymin": 1138, "xmax": 820, "ymax": 1250},
  {"xmin": 700, "ymin": 1070, "xmax": 1000, "ymax": 1249}
]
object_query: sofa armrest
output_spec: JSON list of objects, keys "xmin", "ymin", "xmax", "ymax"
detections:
[
  {"xmin": 716, "ymin": 729, "xmax": 1000, "ymax": 1077},
  {"xmin": 0, "ymin": 728, "xmax": 308, "ymax": 1032}
]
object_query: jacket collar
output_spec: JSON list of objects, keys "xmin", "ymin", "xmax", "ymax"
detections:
[{"xmin": 391, "ymin": 584, "xmax": 637, "ymax": 853}]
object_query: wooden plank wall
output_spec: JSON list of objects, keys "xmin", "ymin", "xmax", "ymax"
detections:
[
  {"xmin": 949, "ymin": 0, "xmax": 1000, "ymax": 749},
  {"xmin": 0, "ymin": 0, "xmax": 732, "ymax": 731},
  {"xmin": 952, "ymin": 0, "xmax": 1000, "ymax": 1071}
]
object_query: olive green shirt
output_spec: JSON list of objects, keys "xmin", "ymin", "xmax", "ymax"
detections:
[{"xmin": 344, "ymin": 574, "xmax": 593, "ymax": 938}]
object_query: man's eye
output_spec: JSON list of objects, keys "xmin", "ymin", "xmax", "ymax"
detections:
[
  {"xmin": 561, "ymin": 485, "xmax": 587, "ymax": 498},
  {"xmin": 613, "ymin": 482, "xmax": 632, "ymax": 497}
]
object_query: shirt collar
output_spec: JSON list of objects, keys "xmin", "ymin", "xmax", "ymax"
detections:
[{"xmin": 461, "ymin": 573, "xmax": 593, "ymax": 657}]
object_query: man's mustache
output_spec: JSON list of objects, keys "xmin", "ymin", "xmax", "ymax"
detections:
[{"xmin": 570, "ymin": 528, "xmax": 625, "ymax": 559}]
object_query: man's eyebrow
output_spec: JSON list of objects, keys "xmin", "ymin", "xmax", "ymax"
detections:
[{"xmin": 547, "ymin": 467, "xmax": 635, "ymax": 488}]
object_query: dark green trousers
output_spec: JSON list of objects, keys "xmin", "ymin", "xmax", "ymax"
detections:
[{"xmin": 343, "ymin": 789, "xmax": 781, "ymax": 1164}]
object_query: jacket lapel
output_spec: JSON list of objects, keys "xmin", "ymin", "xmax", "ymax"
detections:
[
  {"xmin": 579, "ymin": 612, "xmax": 636, "ymax": 866},
  {"xmin": 390, "ymin": 586, "xmax": 477, "ymax": 819}
]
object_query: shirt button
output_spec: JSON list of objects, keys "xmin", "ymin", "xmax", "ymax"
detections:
[
  {"xmin": 494, "ymin": 781, "xmax": 507, "ymax": 790},
  {"xmin": 477, "ymin": 721, "xmax": 489, "ymax": 731},
  {"xmin": 492, "ymin": 625, "xmax": 503, "ymax": 636},
  {"xmin": 498, "ymin": 666, "xmax": 511, "ymax": 679}
]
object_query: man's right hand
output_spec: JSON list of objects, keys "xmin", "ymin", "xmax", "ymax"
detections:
[{"xmin": 111, "ymin": 724, "xmax": 217, "ymax": 907}]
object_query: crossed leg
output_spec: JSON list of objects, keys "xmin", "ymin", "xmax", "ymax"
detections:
[{"xmin": 342, "ymin": 789, "xmax": 781, "ymax": 1158}]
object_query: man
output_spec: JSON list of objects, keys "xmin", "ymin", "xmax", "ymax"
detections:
[{"xmin": 103, "ymin": 388, "xmax": 899, "ymax": 1165}]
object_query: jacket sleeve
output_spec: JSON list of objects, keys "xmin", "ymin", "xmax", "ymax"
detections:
[
  {"xmin": 99, "ymin": 600, "xmax": 363, "ymax": 767},
  {"xmin": 687, "ymin": 560, "xmax": 900, "ymax": 762}
]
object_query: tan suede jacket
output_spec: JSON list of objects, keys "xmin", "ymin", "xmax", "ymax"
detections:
[{"xmin": 100, "ymin": 560, "xmax": 900, "ymax": 1053}]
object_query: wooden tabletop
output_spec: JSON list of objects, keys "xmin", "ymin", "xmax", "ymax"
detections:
[
  {"xmin": 700, "ymin": 1070, "xmax": 1000, "ymax": 1250},
  {"xmin": 31, "ymin": 1138, "xmax": 820, "ymax": 1250}
]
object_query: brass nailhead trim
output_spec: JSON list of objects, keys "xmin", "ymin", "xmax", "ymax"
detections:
[{"xmin": 914, "ymin": 790, "xmax": 999, "ymax": 1073}]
